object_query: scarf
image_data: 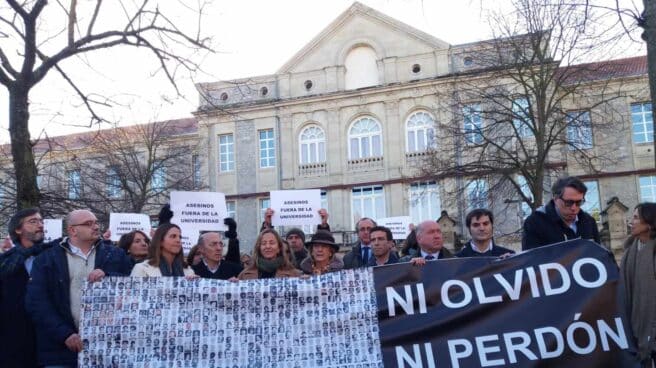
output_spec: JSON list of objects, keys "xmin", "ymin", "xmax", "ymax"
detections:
[
  {"xmin": 621, "ymin": 237, "xmax": 656, "ymax": 363},
  {"xmin": 257, "ymin": 256, "xmax": 283, "ymax": 274},
  {"xmin": 159, "ymin": 256, "xmax": 185, "ymax": 277}
]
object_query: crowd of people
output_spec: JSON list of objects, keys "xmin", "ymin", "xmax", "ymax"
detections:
[{"xmin": 0, "ymin": 176, "xmax": 654, "ymax": 367}]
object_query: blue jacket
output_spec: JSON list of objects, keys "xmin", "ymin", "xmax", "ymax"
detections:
[{"xmin": 25, "ymin": 238, "xmax": 132, "ymax": 366}]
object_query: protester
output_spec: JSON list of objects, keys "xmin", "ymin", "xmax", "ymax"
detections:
[
  {"xmin": 367, "ymin": 226, "xmax": 399, "ymax": 266},
  {"xmin": 117, "ymin": 229, "xmax": 150, "ymax": 264},
  {"xmin": 343, "ymin": 217, "xmax": 377, "ymax": 268},
  {"xmin": 456, "ymin": 209, "xmax": 515, "ymax": 258},
  {"xmin": 400, "ymin": 227, "xmax": 418, "ymax": 257},
  {"xmin": 0, "ymin": 208, "xmax": 49, "ymax": 367},
  {"xmin": 238, "ymin": 229, "xmax": 301, "ymax": 280},
  {"xmin": 240, "ymin": 252, "xmax": 253, "ymax": 268},
  {"xmin": 26, "ymin": 209, "xmax": 132, "ymax": 367},
  {"xmin": 400, "ymin": 220, "xmax": 452, "ymax": 264},
  {"xmin": 131, "ymin": 223, "xmax": 197, "ymax": 277},
  {"xmin": 192, "ymin": 232, "xmax": 243, "ymax": 280},
  {"xmin": 620, "ymin": 202, "xmax": 656, "ymax": 367},
  {"xmin": 186, "ymin": 244, "xmax": 203, "ymax": 267},
  {"xmin": 299, "ymin": 230, "xmax": 343, "ymax": 275},
  {"xmin": 285, "ymin": 228, "xmax": 308, "ymax": 268},
  {"xmin": 522, "ymin": 176, "xmax": 600, "ymax": 250}
]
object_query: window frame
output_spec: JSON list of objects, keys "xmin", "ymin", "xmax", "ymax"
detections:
[
  {"xmin": 348, "ymin": 116, "xmax": 383, "ymax": 160},
  {"xmin": 409, "ymin": 181, "xmax": 441, "ymax": 223},
  {"xmin": 406, "ymin": 111, "xmax": 436, "ymax": 153},
  {"xmin": 299, "ymin": 125, "xmax": 326, "ymax": 165},
  {"xmin": 463, "ymin": 104, "xmax": 483, "ymax": 145},
  {"xmin": 218, "ymin": 134, "xmax": 235, "ymax": 173},
  {"xmin": 632, "ymin": 102, "xmax": 654, "ymax": 144},
  {"xmin": 259, "ymin": 129, "xmax": 276, "ymax": 168},
  {"xmin": 351, "ymin": 185, "xmax": 385, "ymax": 226},
  {"xmin": 67, "ymin": 169, "xmax": 82, "ymax": 200},
  {"xmin": 566, "ymin": 110, "xmax": 593, "ymax": 150}
]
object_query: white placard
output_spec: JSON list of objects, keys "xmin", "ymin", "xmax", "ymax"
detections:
[
  {"xmin": 43, "ymin": 219, "xmax": 62, "ymax": 242},
  {"xmin": 270, "ymin": 189, "xmax": 321, "ymax": 226},
  {"xmin": 109, "ymin": 213, "xmax": 152, "ymax": 241},
  {"xmin": 169, "ymin": 191, "xmax": 227, "ymax": 231},
  {"xmin": 377, "ymin": 216, "xmax": 412, "ymax": 240},
  {"xmin": 180, "ymin": 228, "xmax": 199, "ymax": 256}
]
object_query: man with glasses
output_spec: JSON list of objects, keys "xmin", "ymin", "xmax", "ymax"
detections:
[
  {"xmin": 26, "ymin": 209, "xmax": 132, "ymax": 368},
  {"xmin": 522, "ymin": 176, "xmax": 600, "ymax": 250},
  {"xmin": 343, "ymin": 217, "xmax": 377, "ymax": 268},
  {"xmin": 0, "ymin": 208, "xmax": 49, "ymax": 367}
]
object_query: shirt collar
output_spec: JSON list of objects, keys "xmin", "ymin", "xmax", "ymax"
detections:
[
  {"xmin": 420, "ymin": 249, "xmax": 440, "ymax": 259},
  {"xmin": 203, "ymin": 259, "xmax": 219, "ymax": 273},
  {"xmin": 470, "ymin": 240, "xmax": 493, "ymax": 253}
]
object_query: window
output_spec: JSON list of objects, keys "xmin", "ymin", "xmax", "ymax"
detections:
[
  {"xmin": 259, "ymin": 129, "xmax": 276, "ymax": 168},
  {"xmin": 566, "ymin": 110, "xmax": 593, "ymax": 150},
  {"xmin": 67, "ymin": 170, "xmax": 81, "ymax": 199},
  {"xmin": 466, "ymin": 179, "xmax": 488, "ymax": 211},
  {"xmin": 36, "ymin": 175, "xmax": 43, "ymax": 190},
  {"xmin": 226, "ymin": 200, "xmax": 236, "ymax": 220},
  {"xmin": 582, "ymin": 180, "xmax": 601, "ymax": 221},
  {"xmin": 299, "ymin": 125, "xmax": 326, "ymax": 164},
  {"xmin": 351, "ymin": 185, "xmax": 385, "ymax": 224},
  {"xmin": 632, "ymin": 102, "xmax": 653, "ymax": 143},
  {"xmin": 348, "ymin": 117, "xmax": 382, "ymax": 159},
  {"xmin": 406, "ymin": 111, "xmax": 436, "ymax": 153},
  {"xmin": 409, "ymin": 181, "xmax": 441, "ymax": 223},
  {"xmin": 463, "ymin": 104, "xmax": 483, "ymax": 144},
  {"xmin": 218, "ymin": 134, "xmax": 234, "ymax": 172},
  {"xmin": 192, "ymin": 154, "xmax": 201, "ymax": 188},
  {"xmin": 106, "ymin": 166, "xmax": 122, "ymax": 198},
  {"xmin": 639, "ymin": 176, "xmax": 656, "ymax": 202},
  {"xmin": 152, "ymin": 166, "xmax": 166, "ymax": 193},
  {"xmin": 259, "ymin": 198, "xmax": 271, "ymax": 225},
  {"xmin": 517, "ymin": 175, "xmax": 533, "ymax": 219},
  {"xmin": 512, "ymin": 97, "xmax": 533, "ymax": 138}
]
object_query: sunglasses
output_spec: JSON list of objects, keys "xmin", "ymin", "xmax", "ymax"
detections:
[{"xmin": 559, "ymin": 196, "xmax": 585, "ymax": 207}]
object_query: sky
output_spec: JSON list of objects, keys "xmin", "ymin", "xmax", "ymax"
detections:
[{"xmin": 0, "ymin": 0, "xmax": 646, "ymax": 143}]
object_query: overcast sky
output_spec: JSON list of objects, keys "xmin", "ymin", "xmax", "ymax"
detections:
[{"xmin": 0, "ymin": 0, "xmax": 645, "ymax": 143}]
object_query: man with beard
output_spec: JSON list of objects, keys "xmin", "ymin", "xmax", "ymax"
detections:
[
  {"xmin": 0, "ymin": 208, "xmax": 48, "ymax": 367},
  {"xmin": 26, "ymin": 209, "xmax": 132, "ymax": 367}
]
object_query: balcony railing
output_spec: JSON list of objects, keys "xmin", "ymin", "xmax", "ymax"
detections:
[
  {"xmin": 299, "ymin": 162, "xmax": 327, "ymax": 177},
  {"xmin": 347, "ymin": 156, "xmax": 384, "ymax": 171}
]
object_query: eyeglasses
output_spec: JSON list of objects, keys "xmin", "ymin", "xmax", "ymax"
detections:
[
  {"xmin": 25, "ymin": 218, "xmax": 44, "ymax": 225},
  {"xmin": 71, "ymin": 220, "xmax": 99, "ymax": 227},
  {"xmin": 559, "ymin": 196, "xmax": 585, "ymax": 207}
]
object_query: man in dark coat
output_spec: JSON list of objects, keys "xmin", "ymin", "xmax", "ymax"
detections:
[
  {"xmin": 522, "ymin": 176, "xmax": 600, "ymax": 250},
  {"xmin": 399, "ymin": 220, "xmax": 453, "ymax": 263},
  {"xmin": 25, "ymin": 209, "xmax": 132, "ymax": 367},
  {"xmin": 456, "ymin": 208, "xmax": 515, "ymax": 258},
  {"xmin": 366, "ymin": 226, "xmax": 399, "ymax": 266},
  {"xmin": 0, "ymin": 208, "xmax": 50, "ymax": 367},
  {"xmin": 343, "ymin": 217, "xmax": 377, "ymax": 268},
  {"xmin": 192, "ymin": 232, "xmax": 243, "ymax": 279}
]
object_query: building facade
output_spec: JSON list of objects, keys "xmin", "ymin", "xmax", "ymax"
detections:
[{"xmin": 193, "ymin": 3, "xmax": 654, "ymax": 250}]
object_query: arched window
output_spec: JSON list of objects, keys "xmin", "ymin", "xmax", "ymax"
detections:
[
  {"xmin": 348, "ymin": 117, "xmax": 382, "ymax": 159},
  {"xmin": 406, "ymin": 111, "xmax": 436, "ymax": 152},
  {"xmin": 344, "ymin": 46, "xmax": 379, "ymax": 90},
  {"xmin": 299, "ymin": 125, "xmax": 326, "ymax": 164}
]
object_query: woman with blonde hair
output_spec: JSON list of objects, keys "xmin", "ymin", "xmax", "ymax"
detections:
[
  {"xmin": 238, "ymin": 229, "xmax": 301, "ymax": 280},
  {"xmin": 131, "ymin": 223, "xmax": 196, "ymax": 277}
]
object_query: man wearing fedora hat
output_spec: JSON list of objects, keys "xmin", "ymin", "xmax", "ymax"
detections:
[{"xmin": 299, "ymin": 230, "xmax": 344, "ymax": 275}]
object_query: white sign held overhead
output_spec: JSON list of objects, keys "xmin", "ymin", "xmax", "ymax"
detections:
[
  {"xmin": 108, "ymin": 213, "xmax": 152, "ymax": 241},
  {"xmin": 169, "ymin": 191, "xmax": 227, "ymax": 231},
  {"xmin": 270, "ymin": 189, "xmax": 321, "ymax": 227},
  {"xmin": 43, "ymin": 219, "xmax": 62, "ymax": 242},
  {"xmin": 377, "ymin": 216, "xmax": 412, "ymax": 240}
]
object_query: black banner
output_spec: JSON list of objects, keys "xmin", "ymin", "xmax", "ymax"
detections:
[{"xmin": 374, "ymin": 240, "xmax": 639, "ymax": 367}]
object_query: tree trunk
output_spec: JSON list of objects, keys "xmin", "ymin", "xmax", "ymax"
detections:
[
  {"xmin": 643, "ymin": 0, "xmax": 656, "ymax": 165},
  {"xmin": 9, "ymin": 87, "xmax": 40, "ymax": 209}
]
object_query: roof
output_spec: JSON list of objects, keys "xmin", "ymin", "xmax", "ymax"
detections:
[
  {"xmin": 559, "ymin": 55, "xmax": 647, "ymax": 83},
  {"xmin": 26, "ymin": 117, "xmax": 198, "ymax": 154}
]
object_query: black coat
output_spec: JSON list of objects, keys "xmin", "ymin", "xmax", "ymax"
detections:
[
  {"xmin": 522, "ymin": 200, "xmax": 600, "ymax": 251},
  {"xmin": 192, "ymin": 260, "xmax": 243, "ymax": 280}
]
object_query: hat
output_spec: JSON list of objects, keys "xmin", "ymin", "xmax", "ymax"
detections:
[
  {"xmin": 285, "ymin": 228, "xmax": 306, "ymax": 242},
  {"xmin": 305, "ymin": 230, "xmax": 338, "ymax": 252}
]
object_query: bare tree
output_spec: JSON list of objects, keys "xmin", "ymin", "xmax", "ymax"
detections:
[
  {"xmin": 417, "ymin": 0, "xmax": 640, "ymax": 233},
  {"xmin": 32, "ymin": 119, "xmax": 202, "ymax": 224},
  {"xmin": 0, "ymin": 0, "xmax": 211, "ymax": 209}
]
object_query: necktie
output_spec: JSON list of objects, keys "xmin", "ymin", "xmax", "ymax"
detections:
[
  {"xmin": 362, "ymin": 247, "xmax": 370, "ymax": 264},
  {"xmin": 425, "ymin": 255, "xmax": 435, "ymax": 260}
]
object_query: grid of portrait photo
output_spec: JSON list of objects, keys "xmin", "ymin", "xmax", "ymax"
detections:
[{"xmin": 79, "ymin": 268, "xmax": 383, "ymax": 368}]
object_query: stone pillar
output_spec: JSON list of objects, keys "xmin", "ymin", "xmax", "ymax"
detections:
[
  {"xmin": 437, "ymin": 210, "xmax": 458, "ymax": 251},
  {"xmin": 601, "ymin": 196, "xmax": 629, "ymax": 263}
]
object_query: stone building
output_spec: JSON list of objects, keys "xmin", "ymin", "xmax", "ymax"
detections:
[{"xmin": 193, "ymin": 2, "xmax": 654, "ymax": 250}]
